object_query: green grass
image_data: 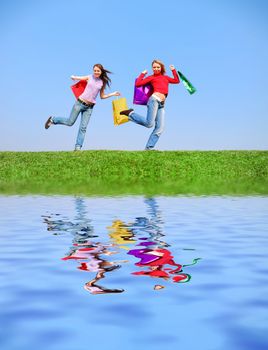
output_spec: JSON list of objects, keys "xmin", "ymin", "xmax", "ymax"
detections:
[{"xmin": 0, "ymin": 150, "xmax": 267, "ymax": 196}]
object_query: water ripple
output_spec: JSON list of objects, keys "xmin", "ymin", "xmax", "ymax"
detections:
[{"xmin": 0, "ymin": 195, "xmax": 268, "ymax": 350}]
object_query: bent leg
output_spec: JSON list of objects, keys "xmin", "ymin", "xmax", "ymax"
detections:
[
  {"xmin": 75, "ymin": 107, "xmax": 93, "ymax": 148},
  {"xmin": 145, "ymin": 106, "xmax": 165, "ymax": 150},
  {"xmin": 53, "ymin": 101, "xmax": 81, "ymax": 126},
  {"xmin": 129, "ymin": 97, "xmax": 158, "ymax": 128}
]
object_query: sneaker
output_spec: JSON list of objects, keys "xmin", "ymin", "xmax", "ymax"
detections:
[
  {"xmin": 74, "ymin": 146, "xmax": 81, "ymax": 151},
  {"xmin": 120, "ymin": 109, "xmax": 134, "ymax": 116},
  {"xmin": 45, "ymin": 116, "xmax": 53, "ymax": 129}
]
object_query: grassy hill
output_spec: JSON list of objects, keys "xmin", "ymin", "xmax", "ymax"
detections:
[{"xmin": 0, "ymin": 150, "xmax": 267, "ymax": 196}]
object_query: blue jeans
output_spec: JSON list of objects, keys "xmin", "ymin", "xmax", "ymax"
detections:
[
  {"xmin": 129, "ymin": 96, "xmax": 165, "ymax": 149},
  {"xmin": 52, "ymin": 100, "xmax": 94, "ymax": 148}
]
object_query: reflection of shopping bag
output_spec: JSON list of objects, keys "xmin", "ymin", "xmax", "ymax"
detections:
[
  {"xmin": 133, "ymin": 79, "xmax": 153, "ymax": 105},
  {"xmin": 112, "ymin": 97, "xmax": 129, "ymax": 126},
  {"xmin": 71, "ymin": 80, "xmax": 87, "ymax": 99},
  {"xmin": 177, "ymin": 71, "xmax": 196, "ymax": 94}
]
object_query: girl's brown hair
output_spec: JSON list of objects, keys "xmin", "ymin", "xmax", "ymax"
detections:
[
  {"xmin": 93, "ymin": 63, "xmax": 112, "ymax": 94},
  {"xmin": 152, "ymin": 59, "xmax": 166, "ymax": 74}
]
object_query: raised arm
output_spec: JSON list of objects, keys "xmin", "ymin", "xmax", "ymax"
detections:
[
  {"xmin": 166, "ymin": 65, "xmax": 180, "ymax": 84},
  {"xmin": 71, "ymin": 75, "xmax": 90, "ymax": 81},
  {"xmin": 135, "ymin": 70, "xmax": 153, "ymax": 87}
]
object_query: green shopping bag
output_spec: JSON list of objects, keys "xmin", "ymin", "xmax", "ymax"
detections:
[{"xmin": 178, "ymin": 70, "xmax": 196, "ymax": 95}]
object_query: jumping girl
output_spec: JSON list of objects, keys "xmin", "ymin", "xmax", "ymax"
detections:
[
  {"xmin": 45, "ymin": 64, "xmax": 120, "ymax": 150},
  {"xmin": 120, "ymin": 59, "xmax": 179, "ymax": 150}
]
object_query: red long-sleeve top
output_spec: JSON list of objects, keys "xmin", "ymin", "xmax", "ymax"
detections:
[{"xmin": 135, "ymin": 69, "xmax": 179, "ymax": 95}]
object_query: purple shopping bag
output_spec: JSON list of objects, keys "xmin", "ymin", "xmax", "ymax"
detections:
[{"xmin": 133, "ymin": 79, "xmax": 153, "ymax": 105}]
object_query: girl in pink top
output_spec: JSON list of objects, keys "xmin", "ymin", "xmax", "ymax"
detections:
[{"xmin": 45, "ymin": 64, "xmax": 120, "ymax": 151}]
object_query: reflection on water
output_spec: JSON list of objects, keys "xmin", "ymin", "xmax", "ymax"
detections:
[
  {"xmin": 62, "ymin": 243, "xmax": 125, "ymax": 295},
  {"xmin": 43, "ymin": 197, "xmax": 201, "ymax": 294},
  {"xmin": 1, "ymin": 195, "xmax": 268, "ymax": 350},
  {"xmin": 43, "ymin": 197, "xmax": 125, "ymax": 294}
]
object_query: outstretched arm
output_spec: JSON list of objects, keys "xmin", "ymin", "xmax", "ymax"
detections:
[
  {"xmin": 100, "ymin": 91, "xmax": 121, "ymax": 99},
  {"xmin": 71, "ymin": 75, "xmax": 90, "ymax": 81}
]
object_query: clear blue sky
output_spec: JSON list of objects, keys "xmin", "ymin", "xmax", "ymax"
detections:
[{"xmin": 1, "ymin": 0, "xmax": 267, "ymax": 151}]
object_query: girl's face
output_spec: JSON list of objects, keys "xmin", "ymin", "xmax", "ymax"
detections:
[
  {"xmin": 152, "ymin": 63, "xmax": 162, "ymax": 75},
  {"xmin": 93, "ymin": 66, "xmax": 102, "ymax": 78}
]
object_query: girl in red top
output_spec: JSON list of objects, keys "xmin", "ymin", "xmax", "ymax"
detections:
[{"xmin": 120, "ymin": 59, "xmax": 179, "ymax": 150}]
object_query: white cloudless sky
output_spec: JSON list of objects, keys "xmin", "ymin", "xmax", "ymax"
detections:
[{"xmin": 1, "ymin": 0, "xmax": 267, "ymax": 151}]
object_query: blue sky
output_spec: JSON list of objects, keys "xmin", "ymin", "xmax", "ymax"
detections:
[{"xmin": 1, "ymin": 0, "xmax": 267, "ymax": 151}]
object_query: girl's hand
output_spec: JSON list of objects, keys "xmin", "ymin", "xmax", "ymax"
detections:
[
  {"xmin": 113, "ymin": 91, "xmax": 121, "ymax": 96},
  {"xmin": 142, "ymin": 70, "xmax": 147, "ymax": 75},
  {"xmin": 169, "ymin": 65, "xmax": 175, "ymax": 70},
  {"xmin": 70, "ymin": 75, "xmax": 76, "ymax": 80}
]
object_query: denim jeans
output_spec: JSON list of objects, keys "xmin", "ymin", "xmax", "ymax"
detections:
[
  {"xmin": 52, "ymin": 100, "xmax": 93, "ymax": 148},
  {"xmin": 129, "ymin": 96, "xmax": 165, "ymax": 149}
]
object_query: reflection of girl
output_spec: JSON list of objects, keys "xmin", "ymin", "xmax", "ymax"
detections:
[
  {"xmin": 128, "ymin": 242, "xmax": 191, "ymax": 289},
  {"xmin": 45, "ymin": 64, "xmax": 120, "ymax": 151},
  {"xmin": 120, "ymin": 60, "xmax": 179, "ymax": 150},
  {"xmin": 62, "ymin": 242, "xmax": 125, "ymax": 294},
  {"xmin": 84, "ymin": 267, "xmax": 124, "ymax": 295}
]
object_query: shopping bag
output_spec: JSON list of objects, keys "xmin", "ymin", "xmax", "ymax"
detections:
[
  {"xmin": 71, "ymin": 80, "xmax": 87, "ymax": 99},
  {"xmin": 112, "ymin": 97, "xmax": 129, "ymax": 126},
  {"xmin": 177, "ymin": 71, "xmax": 196, "ymax": 94},
  {"xmin": 133, "ymin": 79, "xmax": 153, "ymax": 105}
]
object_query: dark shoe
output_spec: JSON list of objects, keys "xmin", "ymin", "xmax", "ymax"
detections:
[
  {"xmin": 45, "ymin": 116, "xmax": 53, "ymax": 129},
  {"xmin": 120, "ymin": 109, "xmax": 133, "ymax": 116}
]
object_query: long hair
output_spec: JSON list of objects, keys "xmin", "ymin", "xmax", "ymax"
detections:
[
  {"xmin": 151, "ymin": 59, "xmax": 166, "ymax": 75},
  {"xmin": 93, "ymin": 63, "xmax": 112, "ymax": 94}
]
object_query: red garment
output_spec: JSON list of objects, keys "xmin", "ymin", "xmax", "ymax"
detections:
[
  {"xmin": 135, "ymin": 248, "xmax": 182, "ymax": 274},
  {"xmin": 132, "ymin": 270, "xmax": 169, "ymax": 278},
  {"xmin": 135, "ymin": 69, "xmax": 179, "ymax": 95},
  {"xmin": 133, "ymin": 270, "xmax": 190, "ymax": 283}
]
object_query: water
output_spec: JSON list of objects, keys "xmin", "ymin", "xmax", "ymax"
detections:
[{"xmin": 0, "ymin": 195, "xmax": 268, "ymax": 350}]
